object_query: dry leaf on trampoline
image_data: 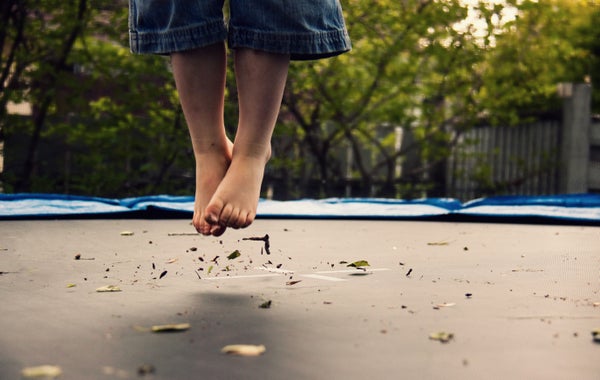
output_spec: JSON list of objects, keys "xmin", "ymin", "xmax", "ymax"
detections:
[
  {"xmin": 151, "ymin": 323, "xmax": 190, "ymax": 333},
  {"xmin": 21, "ymin": 365, "xmax": 62, "ymax": 378},
  {"xmin": 221, "ymin": 344, "xmax": 266, "ymax": 356},
  {"xmin": 427, "ymin": 241, "xmax": 449, "ymax": 246},
  {"xmin": 227, "ymin": 250, "xmax": 241, "ymax": 260},
  {"xmin": 429, "ymin": 331, "xmax": 454, "ymax": 343},
  {"xmin": 347, "ymin": 260, "xmax": 370, "ymax": 268},
  {"xmin": 433, "ymin": 302, "xmax": 456, "ymax": 309},
  {"xmin": 96, "ymin": 285, "xmax": 121, "ymax": 292}
]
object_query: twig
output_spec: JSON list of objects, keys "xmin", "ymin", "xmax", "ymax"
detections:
[{"xmin": 243, "ymin": 234, "xmax": 271, "ymax": 255}]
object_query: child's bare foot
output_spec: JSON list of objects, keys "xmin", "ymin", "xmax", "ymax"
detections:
[
  {"xmin": 192, "ymin": 140, "xmax": 233, "ymax": 236},
  {"xmin": 204, "ymin": 145, "xmax": 271, "ymax": 230}
]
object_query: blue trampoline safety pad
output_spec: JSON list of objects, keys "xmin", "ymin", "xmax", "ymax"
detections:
[{"xmin": 1, "ymin": 193, "xmax": 600, "ymax": 224}]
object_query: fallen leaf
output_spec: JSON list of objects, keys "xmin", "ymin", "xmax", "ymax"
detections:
[
  {"xmin": 347, "ymin": 260, "xmax": 370, "ymax": 268},
  {"xmin": 120, "ymin": 231, "xmax": 134, "ymax": 236},
  {"xmin": 427, "ymin": 241, "xmax": 449, "ymax": 246},
  {"xmin": 221, "ymin": 344, "xmax": 266, "ymax": 356},
  {"xmin": 21, "ymin": 365, "xmax": 62, "ymax": 378},
  {"xmin": 151, "ymin": 323, "xmax": 191, "ymax": 333},
  {"xmin": 227, "ymin": 250, "xmax": 241, "ymax": 260},
  {"xmin": 429, "ymin": 331, "xmax": 454, "ymax": 343},
  {"xmin": 434, "ymin": 302, "xmax": 456, "ymax": 309},
  {"xmin": 159, "ymin": 270, "xmax": 168, "ymax": 279},
  {"xmin": 137, "ymin": 364, "xmax": 156, "ymax": 376},
  {"xmin": 66, "ymin": 283, "xmax": 76, "ymax": 288},
  {"xmin": 207, "ymin": 265, "xmax": 214, "ymax": 275},
  {"xmin": 166, "ymin": 258, "xmax": 178, "ymax": 264},
  {"xmin": 592, "ymin": 329, "xmax": 600, "ymax": 343},
  {"xmin": 286, "ymin": 280, "xmax": 302, "ymax": 286},
  {"xmin": 102, "ymin": 366, "xmax": 130, "ymax": 378},
  {"xmin": 96, "ymin": 285, "xmax": 121, "ymax": 292},
  {"xmin": 511, "ymin": 268, "xmax": 544, "ymax": 273},
  {"xmin": 259, "ymin": 300, "xmax": 272, "ymax": 309}
]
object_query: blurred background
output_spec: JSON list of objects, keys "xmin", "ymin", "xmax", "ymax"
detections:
[{"xmin": 1, "ymin": 0, "xmax": 599, "ymax": 202}]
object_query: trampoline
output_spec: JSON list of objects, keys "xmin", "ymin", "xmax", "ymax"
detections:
[{"xmin": 0, "ymin": 194, "xmax": 599, "ymax": 379}]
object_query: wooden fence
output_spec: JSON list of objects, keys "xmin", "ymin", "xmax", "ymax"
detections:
[{"xmin": 447, "ymin": 83, "xmax": 599, "ymax": 200}]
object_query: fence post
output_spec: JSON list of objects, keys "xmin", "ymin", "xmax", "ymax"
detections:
[{"xmin": 558, "ymin": 82, "xmax": 592, "ymax": 194}]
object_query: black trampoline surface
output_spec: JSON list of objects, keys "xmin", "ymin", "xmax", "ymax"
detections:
[{"xmin": 1, "ymin": 219, "xmax": 599, "ymax": 380}]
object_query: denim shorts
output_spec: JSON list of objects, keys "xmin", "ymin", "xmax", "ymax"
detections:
[{"xmin": 128, "ymin": 0, "xmax": 351, "ymax": 60}]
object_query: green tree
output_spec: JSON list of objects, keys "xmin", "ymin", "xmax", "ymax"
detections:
[
  {"xmin": 2, "ymin": 0, "xmax": 597, "ymax": 200},
  {"xmin": 277, "ymin": 0, "xmax": 489, "ymax": 198},
  {"xmin": 1, "ymin": 1, "xmax": 196, "ymax": 196},
  {"xmin": 478, "ymin": 0, "xmax": 597, "ymax": 124},
  {"xmin": 1, "ymin": 0, "xmax": 89, "ymax": 191}
]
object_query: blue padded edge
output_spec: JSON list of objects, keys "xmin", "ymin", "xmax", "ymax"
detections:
[{"xmin": 1, "ymin": 193, "xmax": 599, "ymax": 225}]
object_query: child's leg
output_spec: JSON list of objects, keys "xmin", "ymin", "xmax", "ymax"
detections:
[
  {"xmin": 204, "ymin": 48, "xmax": 289, "ymax": 229},
  {"xmin": 171, "ymin": 43, "xmax": 232, "ymax": 236}
]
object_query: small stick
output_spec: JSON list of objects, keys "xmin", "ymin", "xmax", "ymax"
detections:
[{"xmin": 243, "ymin": 234, "xmax": 270, "ymax": 255}]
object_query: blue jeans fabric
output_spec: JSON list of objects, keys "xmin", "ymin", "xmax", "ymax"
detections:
[{"xmin": 129, "ymin": 0, "xmax": 351, "ymax": 60}]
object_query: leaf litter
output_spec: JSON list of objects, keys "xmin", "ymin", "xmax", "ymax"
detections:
[
  {"xmin": 347, "ymin": 260, "xmax": 370, "ymax": 268},
  {"xmin": 151, "ymin": 323, "xmax": 191, "ymax": 333},
  {"xmin": 429, "ymin": 332, "xmax": 454, "ymax": 343},
  {"xmin": 433, "ymin": 302, "xmax": 456, "ymax": 310},
  {"xmin": 427, "ymin": 241, "xmax": 450, "ymax": 246},
  {"xmin": 21, "ymin": 365, "xmax": 62, "ymax": 378},
  {"xmin": 96, "ymin": 285, "xmax": 121, "ymax": 292},
  {"xmin": 227, "ymin": 250, "xmax": 241, "ymax": 260},
  {"xmin": 221, "ymin": 344, "xmax": 266, "ymax": 356}
]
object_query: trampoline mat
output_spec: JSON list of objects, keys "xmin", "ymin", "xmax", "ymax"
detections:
[{"xmin": 1, "ymin": 218, "xmax": 599, "ymax": 379}]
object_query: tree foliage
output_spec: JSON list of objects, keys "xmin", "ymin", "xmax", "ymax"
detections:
[
  {"xmin": 1, "ymin": 0, "xmax": 193, "ymax": 195},
  {"xmin": 278, "ymin": 0, "xmax": 491, "ymax": 197},
  {"xmin": 478, "ymin": 0, "xmax": 598, "ymax": 124}
]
